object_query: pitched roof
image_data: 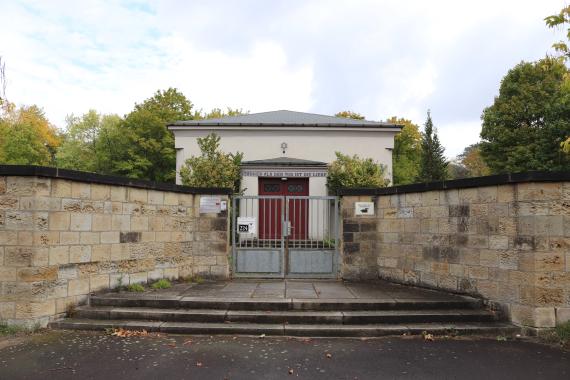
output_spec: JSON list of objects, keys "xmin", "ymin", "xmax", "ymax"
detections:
[
  {"xmin": 168, "ymin": 110, "xmax": 401, "ymax": 129},
  {"xmin": 241, "ymin": 157, "xmax": 328, "ymax": 167}
]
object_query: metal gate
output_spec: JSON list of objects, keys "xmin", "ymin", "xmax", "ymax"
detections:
[{"xmin": 231, "ymin": 195, "xmax": 339, "ymax": 278}]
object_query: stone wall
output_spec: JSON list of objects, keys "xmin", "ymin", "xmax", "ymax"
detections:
[
  {"xmin": 340, "ymin": 173, "xmax": 570, "ymax": 329},
  {"xmin": 0, "ymin": 167, "xmax": 230, "ymax": 327}
]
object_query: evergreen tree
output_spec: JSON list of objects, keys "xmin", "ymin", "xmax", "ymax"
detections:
[{"xmin": 416, "ymin": 110, "xmax": 448, "ymax": 182}]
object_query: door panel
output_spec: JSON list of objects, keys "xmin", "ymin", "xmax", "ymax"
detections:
[
  {"xmin": 258, "ymin": 179, "xmax": 283, "ymax": 240},
  {"xmin": 283, "ymin": 179, "xmax": 309, "ymax": 241}
]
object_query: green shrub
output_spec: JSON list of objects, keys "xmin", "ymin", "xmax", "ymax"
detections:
[
  {"xmin": 179, "ymin": 133, "xmax": 243, "ymax": 192},
  {"xmin": 0, "ymin": 322, "xmax": 21, "ymax": 336},
  {"xmin": 327, "ymin": 152, "xmax": 390, "ymax": 193},
  {"xmin": 126, "ymin": 283, "xmax": 145, "ymax": 292},
  {"xmin": 555, "ymin": 321, "xmax": 570, "ymax": 345},
  {"xmin": 151, "ymin": 279, "xmax": 172, "ymax": 289}
]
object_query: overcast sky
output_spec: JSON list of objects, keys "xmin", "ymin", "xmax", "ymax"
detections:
[{"xmin": 1, "ymin": 0, "xmax": 565, "ymax": 157}]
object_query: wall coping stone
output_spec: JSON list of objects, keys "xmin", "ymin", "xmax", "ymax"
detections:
[
  {"xmin": 338, "ymin": 171, "xmax": 570, "ymax": 196},
  {"xmin": 0, "ymin": 165, "xmax": 232, "ymax": 195}
]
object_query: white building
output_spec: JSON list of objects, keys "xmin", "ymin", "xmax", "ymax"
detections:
[
  {"xmin": 168, "ymin": 110, "xmax": 401, "ymax": 196},
  {"xmin": 169, "ymin": 110, "xmax": 401, "ymax": 277}
]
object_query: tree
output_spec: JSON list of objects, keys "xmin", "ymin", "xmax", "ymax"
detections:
[
  {"xmin": 480, "ymin": 58, "xmax": 570, "ymax": 173},
  {"xmin": 56, "ymin": 110, "xmax": 122, "ymax": 173},
  {"xmin": 388, "ymin": 117, "xmax": 422, "ymax": 185},
  {"xmin": 545, "ymin": 6, "xmax": 570, "ymax": 61},
  {"xmin": 416, "ymin": 111, "xmax": 447, "ymax": 182},
  {"xmin": 0, "ymin": 102, "xmax": 60, "ymax": 165},
  {"xmin": 201, "ymin": 107, "xmax": 247, "ymax": 119},
  {"xmin": 327, "ymin": 152, "xmax": 390, "ymax": 193},
  {"xmin": 117, "ymin": 88, "xmax": 195, "ymax": 182},
  {"xmin": 458, "ymin": 144, "xmax": 490, "ymax": 177},
  {"xmin": 334, "ymin": 110, "xmax": 365, "ymax": 120},
  {"xmin": 179, "ymin": 133, "xmax": 242, "ymax": 191}
]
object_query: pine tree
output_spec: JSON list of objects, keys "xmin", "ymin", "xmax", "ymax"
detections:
[{"xmin": 416, "ymin": 110, "xmax": 448, "ymax": 182}]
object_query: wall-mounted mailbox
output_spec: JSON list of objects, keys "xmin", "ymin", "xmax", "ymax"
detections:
[{"xmin": 355, "ymin": 202, "xmax": 374, "ymax": 216}]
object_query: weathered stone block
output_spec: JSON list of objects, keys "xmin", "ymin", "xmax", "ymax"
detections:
[
  {"xmin": 71, "ymin": 182, "xmax": 91, "ymax": 199},
  {"xmin": 5, "ymin": 246, "xmax": 34, "ymax": 266},
  {"xmin": 164, "ymin": 192, "xmax": 179, "ymax": 206},
  {"xmin": 91, "ymin": 184, "xmax": 111, "ymax": 201},
  {"xmin": 70, "ymin": 214, "xmax": 92, "ymax": 231},
  {"xmin": 68, "ymin": 278, "xmax": 90, "ymax": 296},
  {"xmin": 51, "ymin": 180, "xmax": 72, "ymax": 198},
  {"xmin": 17, "ymin": 266, "xmax": 58, "ymax": 282},
  {"xmin": 556, "ymin": 308, "xmax": 570, "ymax": 325},
  {"xmin": 0, "ymin": 302, "xmax": 15, "ymax": 319},
  {"xmin": 131, "ymin": 216, "xmax": 149, "ymax": 231},
  {"xmin": 58, "ymin": 232, "xmax": 78, "ymax": 245},
  {"xmin": 120, "ymin": 231, "xmax": 141, "ymax": 243},
  {"xmin": 497, "ymin": 185, "xmax": 515, "ymax": 203},
  {"xmin": 488, "ymin": 235, "xmax": 508, "ymax": 250},
  {"xmin": 80, "ymin": 232, "xmax": 100, "ymax": 245},
  {"xmin": 15, "ymin": 300, "xmax": 55, "ymax": 319},
  {"xmin": 70, "ymin": 245, "xmax": 92, "ymax": 263},
  {"xmin": 92, "ymin": 214, "xmax": 112, "ymax": 231},
  {"xmin": 478, "ymin": 186, "xmax": 498, "ymax": 203},
  {"xmin": 535, "ymin": 252, "xmax": 565, "ymax": 272},
  {"xmin": 91, "ymin": 245, "xmax": 111, "ymax": 262},
  {"xmin": 90, "ymin": 274, "xmax": 109, "ymax": 291},
  {"xmin": 534, "ymin": 216, "xmax": 563, "ymax": 236},
  {"xmin": 533, "ymin": 307, "xmax": 556, "ymax": 328},
  {"xmin": 49, "ymin": 246, "xmax": 69, "ymax": 265},
  {"xmin": 518, "ymin": 183, "xmax": 561, "ymax": 201},
  {"xmin": 111, "ymin": 215, "xmax": 130, "ymax": 230},
  {"xmin": 129, "ymin": 272, "xmax": 148, "ymax": 284},
  {"xmin": 468, "ymin": 266, "xmax": 489, "ymax": 280},
  {"xmin": 498, "ymin": 251, "xmax": 518, "ymax": 270}
]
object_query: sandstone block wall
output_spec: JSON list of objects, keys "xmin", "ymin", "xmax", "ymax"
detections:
[
  {"xmin": 0, "ymin": 172, "xmax": 229, "ymax": 327},
  {"xmin": 341, "ymin": 177, "xmax": 570, "ymax": 329}
]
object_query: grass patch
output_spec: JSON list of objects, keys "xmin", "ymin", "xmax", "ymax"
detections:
[
  {"xmin": 183, "ymin": 275, "xmax": 204, "ymax": 284},
  {"xmin": 0, "ymin": 321, "xmax": 41, "ymax": 337},
  {"xmin": 126, "ymin": 283, "xmax": 146, "ymax": 292},
  {"xmin": 0, "ymin": 322, "xmax": 22, "ymax": 336},
  {"xmin": 151, "ymin": 279, "xmax": 172, "ymax": 290},
  {"xmin": 555, "ymin": 321, "xmax": 570, "ymax": 346}
]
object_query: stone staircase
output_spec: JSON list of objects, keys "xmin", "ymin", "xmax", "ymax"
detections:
[{"xmin": 50, "ymin": 281, "xmax": 519, "ymax": 337}]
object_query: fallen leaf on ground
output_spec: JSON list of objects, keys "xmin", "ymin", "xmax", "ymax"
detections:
[{"xmin": 110, "ymin": 328, "xmax": 149, "ymax": 338}]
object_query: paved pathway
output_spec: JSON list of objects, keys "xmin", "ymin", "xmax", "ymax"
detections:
[
  {"xmin": 110, "ymin": 279, "xmax": 474, "ymax": 301},
  {"xmin": 0, "ymin": 331, "xmax": 568, "ymax": 379}
]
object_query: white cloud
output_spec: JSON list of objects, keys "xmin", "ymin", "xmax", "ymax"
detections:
[{"xmin": 0, "ymin": 0, "xmax": 565, "ymax": 158}]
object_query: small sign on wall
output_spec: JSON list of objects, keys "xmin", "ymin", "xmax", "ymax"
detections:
[
  {"xmin": 237, "ymin": 217, "xmax": 257, "ymax": 234},
  {"xmin": 199, "ymin": 196, "xmax": 222, "ymax": 213},
  {"xmin": 355, "ymin": 202, "xmax": 374, "ymax": 216}
]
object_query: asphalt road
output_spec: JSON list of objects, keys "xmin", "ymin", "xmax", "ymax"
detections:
[{"xmin": 0, "ymin": 331, "xmax": 568, "ymax": 379}]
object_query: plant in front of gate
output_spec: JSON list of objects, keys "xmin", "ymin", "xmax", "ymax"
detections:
[
  {"xmin": 151, "ymin": 279, "xmax": 172, "ymax": 289},
  {"xmin": 179, "ymin": 133, "xmax": 243, "ymax": 193},
  {"xmin": 126, "ymin": 283, "xmax": 146, "ymax": 292},
  {"xmin": 326, "ymin": 152, "xmax": 390, "ymax": 193}
]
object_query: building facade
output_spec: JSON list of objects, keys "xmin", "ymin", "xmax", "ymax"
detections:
[{"xmin": 168, "ymin": 110, "xmax": 402, "ymax": 196}]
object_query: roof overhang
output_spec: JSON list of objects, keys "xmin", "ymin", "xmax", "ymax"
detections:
[{"xmin": 168, "ymin": 125, "xmax": 402, "ymax": 132}]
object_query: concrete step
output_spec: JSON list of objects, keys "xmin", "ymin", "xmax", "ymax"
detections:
[
  {"xmin": 74, "ymin": 306, "xmax": 498, "ymax": 324},
  {"xmin": 50, "ymin": 319, "xmax": 519, "ymax": 337},
  {"xmin": 90, "ymin": 295, "xmax": 483, "ymax": 311}
]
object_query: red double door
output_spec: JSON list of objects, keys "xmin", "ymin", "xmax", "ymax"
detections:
[{"xmin": 258, "ymin": 178, "xmax": 309, "ymax": 240}]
